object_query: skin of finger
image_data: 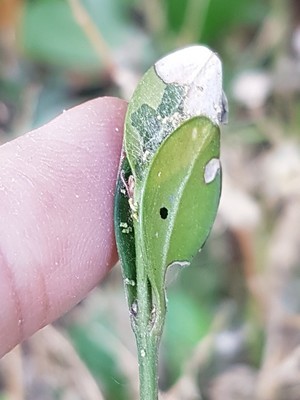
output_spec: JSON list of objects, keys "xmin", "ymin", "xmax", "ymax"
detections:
[{"xmin": 0, "ymin": 97, "xmax": 126, "ymax": 357}]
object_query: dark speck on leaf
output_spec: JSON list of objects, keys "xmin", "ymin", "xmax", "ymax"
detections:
[{"xmin": 160, "ymin": 207, "xmax": 168, "ymax": 219}]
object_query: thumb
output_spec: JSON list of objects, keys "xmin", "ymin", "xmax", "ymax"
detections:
[{"xmin": 0, "ymin": 97, "xmax": 126, "ymax": 357}]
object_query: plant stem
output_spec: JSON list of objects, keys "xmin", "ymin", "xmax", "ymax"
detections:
[
  {"xmin": 136, "ymin": 328, "xmax": 160, "ymax": 400},
  {"xmin": 133, "ymin": 236, "xmax": 164, "ymax": 400}
]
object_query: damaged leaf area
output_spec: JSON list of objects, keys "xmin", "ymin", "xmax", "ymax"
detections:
[{"xmin": 114, "ymin": 45, "xmax": 226, "ymax": 398}]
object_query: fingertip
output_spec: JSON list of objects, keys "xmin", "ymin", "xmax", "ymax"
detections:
[{"xmin": 0, "ymin": 97, "xmax": 127, "ymax": 356}]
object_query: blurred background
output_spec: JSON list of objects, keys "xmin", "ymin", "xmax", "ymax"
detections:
[{"xmin": 1, "ymin": 0, "xmax": 300, "ymax": 399}]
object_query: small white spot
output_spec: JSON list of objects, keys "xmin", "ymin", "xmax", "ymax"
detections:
[
  {"xmin": 142, "ymin": 150, "xmax": 150, "ymax": 162},
  {"xmin": 122, "ymin": 227, "xmax": 133, "ymax": 234},
  {"xmin": 204, "ymin": 158, "xmax": 220, "ymax": 184},
  {"xmin": 75, "ymin": 194, "xmax": 79, "ymax": 198},
  {"xmin": 120, "ymin": 222, "xmax": 132, "ymax": 234},
  {"xmin": 140, "ymin": 349, "xmax": 146, "ymax": 358},
  {"xmin": 124, "ymin": 278, "xmax": 135, "ymax": 286},
  {"xmin": 115, "ymin": 127, "xmax": 119, "ymax": 132},
  {"xmin": 192, "ymin": 128, "xmax": 198, "ymax": 140},
  {"xmin": 158, "ymin": 171, "xmax": 162, "ymax": 177},
  {"xmin": 155, "ymin": 232, "xmax": 159, "ymax": 238}
]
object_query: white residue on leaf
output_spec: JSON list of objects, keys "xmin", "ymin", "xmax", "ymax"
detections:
[
  {"xmin": 155, "ymin": 45, "xmax": 226, "ymax": 126},
  {"xmin": 204, "ymin": 158, "xmax": 221, "ymax": 184},
  {"xmin": 120, "ymin": 221, "xmax": 133, "ymax": 234},
  {"xmin": 124, "ymin": 278, "xmax": 136, "ymax": 286}
]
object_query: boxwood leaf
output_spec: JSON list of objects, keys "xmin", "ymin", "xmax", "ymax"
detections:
[{"xmin": 141, "ymin": 116, "xmax": 221, "ymax": 302}]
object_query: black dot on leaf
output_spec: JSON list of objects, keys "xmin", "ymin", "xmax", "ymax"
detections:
[{"xmin": 160, "ymin": 207, "xmax": 168, "ymax": 219}]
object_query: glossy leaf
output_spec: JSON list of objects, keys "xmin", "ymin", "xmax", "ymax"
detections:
[{"xmin": 141, "ymin": 116, "xmax": 221, "ymax": 298}]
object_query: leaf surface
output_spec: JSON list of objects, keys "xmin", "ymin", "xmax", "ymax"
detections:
[{"xmin": 140, "ymin": 116, "xmax": 221, "ymax": 294}]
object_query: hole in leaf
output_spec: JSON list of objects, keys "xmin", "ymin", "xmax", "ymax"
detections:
[{"xmin": 160, "ymin": 207, "xmax": 168, "ymax": 219}]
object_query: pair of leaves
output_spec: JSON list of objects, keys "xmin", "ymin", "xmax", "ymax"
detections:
[
  {"xmin": 115, "ymin": 117, "xmax": 220, "ymax": 312},
  {"xmin": 114, "ymin": 46, "xmax": 225, "ymax": 323}
]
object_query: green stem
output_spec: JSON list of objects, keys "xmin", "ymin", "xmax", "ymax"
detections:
[
  {"xmin": 133, "ymin": 236, "xmax": 165, "ymax": 400},
  {"xmin": 136, "ymin": 319, "xmax": 160, "ymax": 400},
  {"xmin": 138, "ymin": 337, "xmax": 158, "ymax": 400}
]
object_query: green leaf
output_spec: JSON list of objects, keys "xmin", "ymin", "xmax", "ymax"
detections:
[
  {"xmin": 114, "ymin": 157, "xmax": 137, "ymax": 309},
  {"xmin": 121, "ymin": 46, "xmax": 225, "ymax": 310},
  {"xmin": 141, "ymin": 116, "xmax": 221, "ymax": 301}
]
